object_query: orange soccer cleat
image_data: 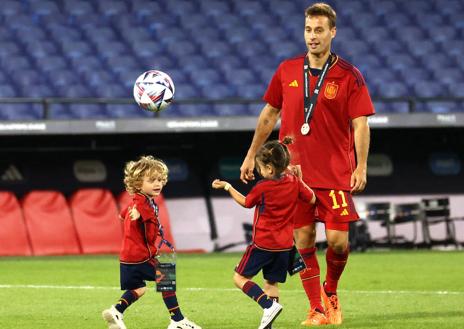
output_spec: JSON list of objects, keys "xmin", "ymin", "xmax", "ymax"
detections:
[
  {"xmin": 301, "ymin": 309, "xmax": 328, "ymax": 326},
  {"xmin": 321, "ymin": 285, "xmax": 343, "ymax": 325}
]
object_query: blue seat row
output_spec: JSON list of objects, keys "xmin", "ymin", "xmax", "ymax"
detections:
[{"xmin": 0, "ymin": 0, "xmax": 463, "ymax": 120}]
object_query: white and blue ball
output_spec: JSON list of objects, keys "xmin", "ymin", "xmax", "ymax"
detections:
[{"xmin": 133, "ymin": 70, "xmax": 175, "ymax": 112}]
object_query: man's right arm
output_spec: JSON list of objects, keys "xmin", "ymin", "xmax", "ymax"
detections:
[{"xmin": 240, "ymin": 103, "xmax": 280, "ymax": 183}]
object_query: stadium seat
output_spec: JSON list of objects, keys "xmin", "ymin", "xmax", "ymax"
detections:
[
  {"xmin": 117, "ymin": 191, "xmax": 176, "ymax": 252},
  {"xmin": 22, "ymin": 190, "xmax": 81, "ymax": 256},
  {"xmin": 0, "ymin": 191, "xmax": 32, "ymax": 256},
  {"xmin": 0, "ymin": 104, "xmax": 44, "ymax": 121},
  {"xmin": 70, "ymin": 189, "xmax": 122, "ymax": 254},
  {"xmin": 421, "ymin": 198, "xmax": 459, "ymax": 248}
]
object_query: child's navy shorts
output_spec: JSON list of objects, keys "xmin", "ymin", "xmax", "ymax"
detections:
[
  {"xmin": 235, "ymin": 244, "xmax": 291, "ymax": 283},
  {"xmin": 120, "ymin": 259, "xmax": 158, "ymax": 290}
]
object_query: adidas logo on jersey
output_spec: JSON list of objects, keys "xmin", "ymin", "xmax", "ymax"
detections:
[
  {"xmin": 289, "ymin": 80, "xmax": 298, "ymax": 87},
  {"xmin": 340, "ymin": 209, "xmax": 349, "ymax": 216}
]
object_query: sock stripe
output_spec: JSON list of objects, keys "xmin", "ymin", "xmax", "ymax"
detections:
[
  {"xmin": 168, "ymin": 306, "xmax": 180, "ymax": 312},
  {"xmin": 301, "ymin": 274, "xmax": 320, "ymax": 281},
  {"xmin": 162, "ymin": 292, "xmax": 176, "ymax": 298},
  {"xmin": 256, "ymin": 293, "xmax": 266, "ymax": 303},
  {"xmin": 119, "ymin": 298, "xmax": 128, "ymax": 306}
]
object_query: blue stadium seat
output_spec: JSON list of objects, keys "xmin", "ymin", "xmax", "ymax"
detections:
[
  {"xmin": 427, "ymin": 27, "xmax": 458, "ymax": 43},
  {"xmin": 26, "ymin": 41, "xmax": 59, "ymax": 60},
  {"xmin": 96, "ymin": 84, "xmax": 128, "ymax": 98},
  {"xmin": 57, "ymin": 84, "xmax": 94, "ymax": 98},
  {"xmin": 0, "ymin": 1, "xmax": 23, "ymax": 17},
  {"xmin": 0, "ymin": 104, "xmax": 43, "ymax": 120},
  {"xmin": 451, "ymin": 83, "xmax": 464, "ymax": 97},
  {"xmin": 84, "ymin": 27, "xmax": 118, "ymax": 43},
  {"xmin": 132, "ymin": 2, "xmax": 163, "ymax": 22},
  {"xmin": 201, "ymin": 41, "xmax": 232, "ymax": 59},
  {"xmin": 373, "ymin": 102, "xmax": 409, "ymax": 114},
  {"xmin": 170, "ymin": 103, "xmax": 215, "ymax": 117},
  {"xmin": 30, "ymin": 1, "xmax": 60, "ymax": 18},
  {"xmin": 191, "ymin": 69, "xmax": 222, "ymax": 87},
  {"xmin": 413, "ymin": 81, "xmax": 447, "ymax": 98},
  {"xmin": 96, "ymin": 41, "xmax": 127, "ymax": 60},
  {"xmin": 0, "ymin": 85, "xmax": 17, "ymax": 97},
  {"xmin": 386, "ymin": 54, "xmax": 415, "ymax": 72},
  {"xmin": 236, "ymin": 84, "xmax": 264, "ymax": 99},
  {"xmin": 12, "ymin": 70, "xmax": 43, "ymax": 87},
  {"xmin": 174, "ymin": 84, "xmax": 199, "ymax": 100},
  {"xmin": 213, "ymin": 104, "xmax": 249, "ymax": 116},
  {"xmin": 1, "ymin": 57, "xmax": 32, "ymax": 74},
  {"xmin": 201, "ymin": 84, "xmax": 236, "ymax": 99},
  {"xmin": 407, "ymin": 40, "xmax": 436, "ymax": 57},
  {"xmin": 98, "ymin": 0, "xmax": 129, "ymax": 18},
  {"xmin": 422, "ymin": 102, "xmax": 458, "ymax": 114},
  {"xmin": 64, "ymin": 1, "xmax": 94, "ymax": 17},
  {"xmin": 167, "ymin": 40, "xmax": 197, "ymax": 58},
  {"xmin": 396, "ymin": 26, "xmax": 426, "ymax": 44},
  {"xmin": 22, "ymin": 85, "xmax": 55, "ymax": 98},
  {"xmin": 164, "ymin": 1, "xmax": 196, "ymax": 15},
  {"xmin": 61, "ymin": 41, "xmax": 92, "ymax": 60},
  {"xmin": 199, "ymin": 0, "xmax": 230, "ymax": 17}
]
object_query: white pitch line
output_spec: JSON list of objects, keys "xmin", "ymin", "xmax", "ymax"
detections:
[{"xmin": 0, "ymin": 284, "xmax": 463, "ymax": 296}]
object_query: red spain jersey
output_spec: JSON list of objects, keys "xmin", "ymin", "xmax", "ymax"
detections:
[
  {"xmin": 245, "ymin": 174, "xmax": 314, "ymax": 250},
  {"xmin": 264, "ymin": 54, "xmax": 375, "ymax": 191},
  {"xmin": 119, "ymin": 193, "xmax": 159, "ymax": 264}
]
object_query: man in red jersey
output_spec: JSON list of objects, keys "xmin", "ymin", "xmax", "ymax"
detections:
[{"xmin": 240, "ymin": 2, "xmax": 375, "ymax": 326}]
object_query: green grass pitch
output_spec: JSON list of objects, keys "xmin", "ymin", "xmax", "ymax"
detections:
[{"xmin": 0, "ymin": 251, "xmax": 463, "ymax": 329}]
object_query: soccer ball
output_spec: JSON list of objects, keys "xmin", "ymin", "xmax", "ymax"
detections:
[{"xmin": 133, "ymin": 70, "xmax": 175, "ymax": 112}]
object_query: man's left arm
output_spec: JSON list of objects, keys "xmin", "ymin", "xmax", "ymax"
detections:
[{"xmin": 351, "ymin": 116, "xmax": 370, "ymax": 194}]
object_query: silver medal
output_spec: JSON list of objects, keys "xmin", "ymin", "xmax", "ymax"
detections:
[{"xmin": 301, "ymin": 123, "xmax": 310, "ymax": 135}]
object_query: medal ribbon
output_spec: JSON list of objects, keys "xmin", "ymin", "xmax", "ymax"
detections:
[{"xmin": 303, "ymin": 53, "xmax": 332, "ymax": 129}]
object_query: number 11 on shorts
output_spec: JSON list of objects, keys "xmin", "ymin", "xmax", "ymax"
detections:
[{"xmin": 329, "ymin": 190, "xmax": 347, "ymax": 209}]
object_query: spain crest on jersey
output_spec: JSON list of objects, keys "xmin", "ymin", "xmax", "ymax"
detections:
[{"xmin": 324, "ymin": 82, "xmax": 338, "ymax": 99}]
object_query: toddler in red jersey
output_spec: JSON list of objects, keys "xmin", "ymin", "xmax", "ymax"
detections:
[
  {"xmin": 212, "ymin": 137, "xmax": 316, "ymax": 329},
  {"xmin": 102, "ymin": 155, "xmax": 201, "ymax": 329}
]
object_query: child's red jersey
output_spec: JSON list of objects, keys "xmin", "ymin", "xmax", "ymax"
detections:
[
  {"xmin": 245, "ymin": 174, "xmax": 314, "ymax": 250},
  {"xmin": 119, "ymin": 193, "xmax": 159, "ymax": 264}
]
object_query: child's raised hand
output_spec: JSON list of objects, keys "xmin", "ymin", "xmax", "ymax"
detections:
[
  {"xmin": 212, "ymin": 179, "xmax": 227, "ymax": 190},
  {"xmin": 287, "ymin": 164, "xmax": 302, "ymax": 178},
  {"xmin": 129, "ymin": 205, "xmax": 141, "ymax": 221}
]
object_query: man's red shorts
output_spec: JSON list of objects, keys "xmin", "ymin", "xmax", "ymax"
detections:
[{"xmin": 294, "ymin": 188, "xmax": 359, "ymax": 231}]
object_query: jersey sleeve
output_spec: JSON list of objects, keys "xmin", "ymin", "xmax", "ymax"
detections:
[
  {"xmin": 297, "ymin": 178, "xmax": 315, "ymax": 203},
  {"xmin": 133, "ymin": 196, "xmax": 156, "ymax": 223},
  {"xmin": 245, "ymin": 184, "xmax": 262, "ymax": 209},
  {"xmin": 348, "ymin": 68, "xmax": 376, "ymax": 119},
  {"xmin": 263, "ymin": 64, "xmax": 283, "ymax": 109}
]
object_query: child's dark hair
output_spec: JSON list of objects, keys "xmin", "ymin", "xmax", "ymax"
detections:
[{"xmin": 255, "ymin": 136, "xmax": 293, "ymax": 176}]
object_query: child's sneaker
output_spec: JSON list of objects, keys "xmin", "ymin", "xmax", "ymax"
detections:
[
  {"xmin": 102, "ymin": 305, "xmax": 127, "ymax": 329},
  {"xmin": 167, "ymin": 317, "xmax": 202, "ymax": 329},
  {"xmin": 258, "ymin": 301, "xmax": 283, "ymax": 329}
]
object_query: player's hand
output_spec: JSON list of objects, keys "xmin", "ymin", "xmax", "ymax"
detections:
[
  {"xmin": 350, "ymin": 166, "xmax": 367, "ymax": 194},
  {"xmin": 287, "ymin": 164, "xmax": 302, "ymax": 178},
  {"xmin": 212, "ymin": 179, "xmax": 227, "ymax": 190},
  {"xmin": 240, "ymin": 156, "xmax": 255, "ymax": 184}
]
